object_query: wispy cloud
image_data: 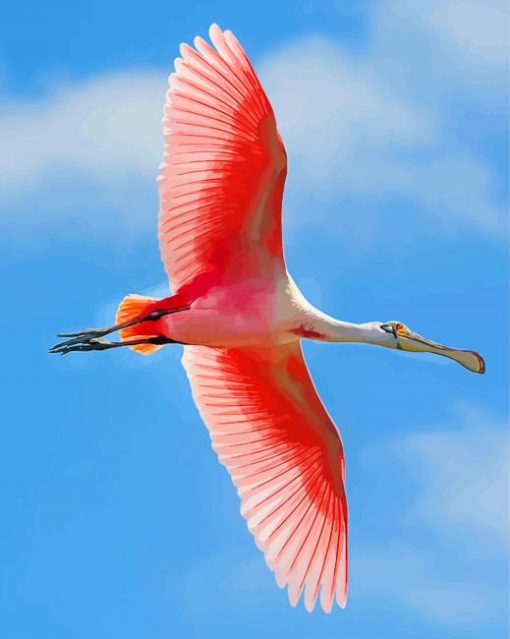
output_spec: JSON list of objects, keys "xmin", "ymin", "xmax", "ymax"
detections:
[
  {"xmin": 355, "ymin": 542, "xmax": 492, "ymax": 626},
  {"xmin": 391, "ymin": 404, "xmax": 509, "ymax": 546},
  {"xmin": 261, "ymin": 0, "xmax": 507, "ymax": 235},
  {"xmin": 356, "ymin": 404, "xmax": 509, "ymax": 627},
  {"xmin": 1, "ymin": 1, "xmax": 506, "ymax": 240},
  {"xmin": 0, "ymin": 71, "xmax": 164, "ymax": 186},
  {"xmin": 376, "ymin": 0, "xmax": 508, "ymax": 73},
  {"xmin": 0, "ymin": 70, "xmax": 165, "ymax": 237}
]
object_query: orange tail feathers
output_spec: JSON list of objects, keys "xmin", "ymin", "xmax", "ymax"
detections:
[{"xmin": 115, "ymin": 294, "xmax": 163, "ymax": 355}]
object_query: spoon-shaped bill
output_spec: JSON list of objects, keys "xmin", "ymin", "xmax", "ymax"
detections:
[{"xmin": 397, "ymin": 331, "xmax": 485, "ymax": 374}]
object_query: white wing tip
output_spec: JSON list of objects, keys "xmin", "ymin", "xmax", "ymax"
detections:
[
  {"xmin": 179, "ymin": 42, "xmax": 192, "ymax": 57},
  {"xmin": 193, "ymin": 35, "xmax": 206, "ymax": 49},
  {"xmin": 209, "ymin": 23, "xmax": 223, "ymax": 38}
]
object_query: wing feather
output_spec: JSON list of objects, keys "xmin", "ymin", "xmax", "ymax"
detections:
[
  {"xmin": 182, "ymin": 343, "xmax": 348, "ymax": 612},
  {"xmin": 159, "ymin": 25, "xmax": 287, "ymax": 291}
]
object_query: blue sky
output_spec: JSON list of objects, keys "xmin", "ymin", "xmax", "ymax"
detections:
[{"xmin": 1, "ymin": 1, "xmax": 508, "ymax": 637}]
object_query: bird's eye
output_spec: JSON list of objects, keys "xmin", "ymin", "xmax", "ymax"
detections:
[{"xmin": 381, "ymin": 323, "xmax": 397, "ymax": 336}]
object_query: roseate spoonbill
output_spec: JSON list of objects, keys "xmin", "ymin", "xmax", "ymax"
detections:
[{"xmin": 50, "ymin": 24, "xmax": 485, "ymax": 612}]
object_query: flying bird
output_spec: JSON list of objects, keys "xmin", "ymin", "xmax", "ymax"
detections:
[{"xmin": 50, "ymin": 24, "xmax": 485, "ymax": 612}]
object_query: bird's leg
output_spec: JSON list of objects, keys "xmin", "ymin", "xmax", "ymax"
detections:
[
  {"xmin": 50, "ymin": 305, "xmax": 190, "ymax": 351},
  {"xmin": 49, "ymin": 336, "xmax": 178, "ymax": 356}
]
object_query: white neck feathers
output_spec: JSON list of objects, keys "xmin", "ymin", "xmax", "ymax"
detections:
[
  {"xmin": 287, "ymin": 276, "xmax": 394, "ymax": 348},
  {"xmin": 304, "ymin": 309, "xmax": 394, "ymax": 348}
]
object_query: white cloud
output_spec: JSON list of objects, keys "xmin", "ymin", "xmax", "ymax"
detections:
[
  {"xmin": 0, "ymin": 1, "xmax": 506, "ymax": 239},
  {"xmin": 377, "ymin": 0, "xmax": 508, "ymax": 70},
  {"xmin": 356, "ymin": 404, "xmax": 509, "ymax": 626},
  {"xmin": 0, "ymin": 70, "xmax": 165, "ymax": 236},
  {"xmin": 0, "ymin": 70, "xmax": 164, "ymax": 185},
  {"xmin": 261, "ymin": 32, "xmax": 505, "ymax": 234},
  {"xmin": 392, "ymin": 405, "xmax": 509, "ymax": 546},
  {"xmin": 261, "ymin": 37, "xmax": 437, "ymax": 170},
  {"xmin": 371, "ymin": 0, "xmax": 508, "ymax": 105},
  {"xmin": 355, "ymin": 543, "xmax": 492, "ymax": 626}
]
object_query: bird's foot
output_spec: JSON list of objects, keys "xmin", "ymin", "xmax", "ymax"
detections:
[
  {"xmin": 51, "ymin": 328, "xmax": 110, "ymax": 350},
  {"xmin": 50, "ymin": 336, "xmax": 117, "ymax": 355},
  {"xmin": 49, "ymin": 334, "xmax": 176, "ymax": 355},
  {"xmin": 50, "ymin": 307, "xmax": 188, "ymax": 355}
]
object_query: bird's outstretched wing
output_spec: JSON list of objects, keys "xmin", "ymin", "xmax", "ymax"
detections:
[
  {"xmin": 182, "ymin": 343, "xmax": 348, "ymax": 612},
  {"xmin": 158, "ymin": 24, "xmax": 288, "ymax": 291}
]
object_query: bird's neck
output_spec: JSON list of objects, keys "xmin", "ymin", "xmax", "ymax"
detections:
[
  {"xmin": 287, "ymin": 276, "xmax": 392, "ymax": 347},
  {"xmin": 305, "ymin": 310, "xmax": 389, "ymax": 347}
]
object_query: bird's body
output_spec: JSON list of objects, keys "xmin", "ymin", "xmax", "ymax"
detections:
[
  {"xmin": 155, "ymin": 275, "xmax": 395, "ymax": 349},
  {"xmin": 51, "ymin": 23, "xmax": 484, "ymax": 613},
  {"xmin": 160, "ymin": 274, "xmax": 298, "ymax": 348}
]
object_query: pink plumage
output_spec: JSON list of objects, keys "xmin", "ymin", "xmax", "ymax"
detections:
[
  {"xmin": 158, "ymin": 24, "xmax": 287, "ymax": 291},
  {"xmin": 157, "ymin": 26, "xmax": 348, "ymax": 610},
  {"xmin": 51, "ymin": 21, "xmax": 485, "ymax": 615},
  {"xmin": 183, "ymin": 344, "xmax": 348, "ymax": 612}
]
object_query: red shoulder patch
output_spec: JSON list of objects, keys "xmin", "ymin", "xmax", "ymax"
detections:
[{"xmin": 291, "ymin": 326, "xmax": 325, "ymax": 340}]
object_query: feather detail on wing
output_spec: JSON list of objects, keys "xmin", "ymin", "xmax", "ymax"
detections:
[
  {"xmin": 182, "ymin": 342, "xmax": 348, "ymax": 612},
  {"xmin": 158, "ymin": 24, "xmax": 287, "ymax": 291}
]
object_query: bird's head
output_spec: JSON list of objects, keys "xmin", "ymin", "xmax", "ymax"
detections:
[{"xmin": 379, "ymin": 321, "xmax": 485, "ymax": 374}]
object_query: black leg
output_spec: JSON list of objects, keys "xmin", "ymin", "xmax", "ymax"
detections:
[
  {"xmin": 49, "ymin": 336, "xmax": 178, "ymax": 356},
  {"xmin": 51, "ymin": 305, "xmax": 190, "ymax": 352}
]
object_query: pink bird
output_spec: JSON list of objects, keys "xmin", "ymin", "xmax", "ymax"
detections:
[{"xmin": 51, "ymin": 24, "xmax": 485, "ymax": 612}]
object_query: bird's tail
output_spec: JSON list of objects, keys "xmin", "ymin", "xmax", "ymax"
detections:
[{"xmin": 115, "ymin": 294, "xmax": 163, "ymax": 355}]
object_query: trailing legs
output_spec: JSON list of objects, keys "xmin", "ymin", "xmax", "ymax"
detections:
[{"xmin": 49, "ymin": 303, "xmax": 189, "ymax": 355}]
